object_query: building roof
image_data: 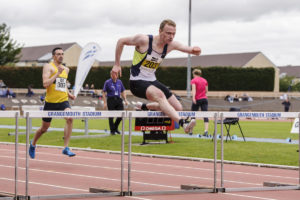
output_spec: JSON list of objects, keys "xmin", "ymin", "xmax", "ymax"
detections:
[
  {"xmin": 100, "ymin": 52, "xmax": 261, "ymax": 67},
  {"xmin": 19, "ymin": 42, "xmax": 77, "ymax": 62},
  {"xmin": 163, "ymin": 52, "xmax": 261, "ymax": 67},
  {"xmin": 278, "ymin": 65, "xmax": 300, "ymax": 78}
]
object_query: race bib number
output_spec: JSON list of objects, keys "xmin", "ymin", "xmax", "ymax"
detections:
[
  {"xmin": 142, "ymin": 60, "xmax": 160, "ymax": 69},
  {"xmin": 55, "ymin": 77, "xmax": 67, "ymax": 92}
]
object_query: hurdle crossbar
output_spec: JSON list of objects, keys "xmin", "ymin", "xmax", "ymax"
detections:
[{"xmin": 24, "ymin": 110, "xmax": 125, "ymax": 118}]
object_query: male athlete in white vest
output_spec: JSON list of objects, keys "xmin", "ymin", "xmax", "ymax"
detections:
[{"xmin": 112, "ymin": 19, "xmax": 201, "ymax": 133}]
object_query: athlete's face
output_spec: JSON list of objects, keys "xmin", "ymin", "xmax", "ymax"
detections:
[
  {"xmin": 159, "ymin": 24, "xmax": 176, "ymax": 44},
  {"xmin": 53, "ymin": 49, "xmax": 64, "ymax": 64}
]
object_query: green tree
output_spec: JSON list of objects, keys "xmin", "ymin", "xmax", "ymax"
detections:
[
  {"xmin": 280, "ymin": 75, "xmax": 294, "ymax": 92},
  {"xmin": 0, "ymin": 23, "xmax": 22, "ymax": 66}
]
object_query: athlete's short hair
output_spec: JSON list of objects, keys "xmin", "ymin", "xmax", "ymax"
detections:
[
  {"xmin": 193, "ymin": 69, "xmax": 202, "ymax": 76},
  {"xmin": 160, "ymin": 19, "xmax": 176, "ymax": 31},
  {"xmin": 52, "ymin": 47, "xmax": 63, "ymax": 55}
]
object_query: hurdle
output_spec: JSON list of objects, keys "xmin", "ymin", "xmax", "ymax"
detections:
[
  {"xmin": 0, "ymin": 111, "xmax": 20, "ymax": 200},
  {"xmin": 2, "ymin": 110, "xmax": 300, "ymax": 199},
  {"xmin": 126, "ymin": 111, "xmax": 300, "ymax": 197},
  {"xmin": 23, "ymin": 110, "xmax": 126, "ymax": 199},
  {"xmin": 219, "ymin": 111, "xmax": 300, "ymax": 193},
  {"xmin": 127, "ymin": 111, "xmax": 219, "ymax": 196}
]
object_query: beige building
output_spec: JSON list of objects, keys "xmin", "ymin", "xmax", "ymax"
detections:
[
  {"xmin": 278, "ymin": 65, "xmax": 300, "ymax": 84},
  {"xmin": 101, "ymin": 52, "xmax": 279, "ymax": 92},
  {"xmin": 16, "ymin": 42, "xmax": 82, "ymax": 67}
]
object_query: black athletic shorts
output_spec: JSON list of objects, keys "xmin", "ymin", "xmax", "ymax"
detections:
[
  {"xmin": 42, "ymin": 101, "xmax": 71, "ymax": 122},
  {"xmin": 129, "ymin": 80, "xmax": 172, "ymax": 99},
  {"xmin": 191, "ymin": 98, "xmax": 209, "ymax": 122}
]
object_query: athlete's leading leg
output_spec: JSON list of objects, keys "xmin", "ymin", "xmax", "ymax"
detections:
[
  {"xmin": 62, "ymin": 107, "xmax": 75, "ymax": 156},
  {"xmin": 32, "ymin": 121, "xmax": 51, "ymax": 146},
  {"xmin": 167, "ymin": 94, "xmax": 183, "ymax": 111},
  {"xmin": 146, "ymin": 85, "xmax": 181, "ymax": 122},
  {"xmin": 29, "ymin": 121, "xmax": 51, "ymax": 159},
  {"xmin": 142, "ymin": 101, "xmax": 160, "ymax": 110},
  {"xmin": 143, "ymin": 86, "xmax": 195, "ymax": 133},
  {"xmin": 63, "ymin": 118, "xmax": 73, "ymax": 147}
]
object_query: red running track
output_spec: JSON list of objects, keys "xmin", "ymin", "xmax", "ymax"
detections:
[{"xmin": 0, "ymin": 143, "xmax": 299, "ymax": 200}]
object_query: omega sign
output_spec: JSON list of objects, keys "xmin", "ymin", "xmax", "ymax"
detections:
[{"xmin": 140, "ymin": 126, "xmax": 167, "ymax": 131}]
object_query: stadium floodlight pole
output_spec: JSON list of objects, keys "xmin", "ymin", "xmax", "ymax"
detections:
[{"xmin": 187, "ymin": 0, "xmax": 192, "ymax": 98}]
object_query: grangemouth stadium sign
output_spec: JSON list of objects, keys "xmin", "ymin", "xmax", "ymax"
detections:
[
  {"xmin": 47, "ymin": 111, "xmax": 102, "ymax": 117},
  {"xmin": 237, "ymin": 112, "xmax": 281, "ymax": 118}
]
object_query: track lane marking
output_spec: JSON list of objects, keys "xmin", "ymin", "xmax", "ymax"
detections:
[
  {"xmin": 1, "ymin": 148, "xmax": 297, "ymax": 181},
  {"xmin": 0, "ymin": 157, "xmax": 261, "ymax": 187},
  {"xmin": 0, "ymin": 177, "xmax": 87, "ymax": 192},
  {"xmin": 225, "ymin": 193, "xmax": 279, "ymax": 200}
]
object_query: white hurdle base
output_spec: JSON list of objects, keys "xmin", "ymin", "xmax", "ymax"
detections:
[
  {"xmin": 71, "ymin": 134, "xmax": 110, "ymax": 139},
  {"xmin": 8, "ymin": 131, "xmax": 35, "ymax": 136},
  {"xmin": 181, "ymin": 184, "xmax": 214, "ymax": 190},
  {"xmin": 263, "ymin": 181, "xmax": 298, "ymax": 187},
  {"xmin": 225, "ymin": 185, "xmax": 300, "ymax": 193},
  {"xmin": 89, "ymin": 187, "xmax": 120, "ymax": 193}
]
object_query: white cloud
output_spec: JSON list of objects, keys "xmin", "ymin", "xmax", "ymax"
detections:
[
  {"xmin": 1, "ymin": 0, "xmax": 300, "ymax": 65},
  {"xmin": 192, "ymin": 0, "xmax": 300, "ymax": 23}
]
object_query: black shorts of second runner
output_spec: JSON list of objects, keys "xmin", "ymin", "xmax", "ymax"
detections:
[
  {"xmin": 130, "ymin": 80, "xmax": 172, "ymax": 99},
  {"xmin": 191, "ymin": 98, "xmax": 209, "ymax": 122},
  {"xmin": 42, "ymin": 101, "xmax": 71, "ymax": 122}
]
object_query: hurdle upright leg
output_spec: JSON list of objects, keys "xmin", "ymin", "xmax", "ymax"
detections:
[
  {"xmin": 213, "ymin": 112, "xmax": 218, "ymax": 193},
  {"xmin": 14, "ymin": 112, "xmax": 19, "ymax": 198},
  {"xmin": 220, "ymin": 113, "xmax": 224, "ymax": 189},
  {"xmin": 120, "ymin": 112, "xmax": 125, "ymax": 195},
  {"xmin": 128, "ymin": 112, "xmax": 133, "ymax": 195},
  {"xmin": 25, "ymin": 112, "xmax": 30, "ymax": 198}
]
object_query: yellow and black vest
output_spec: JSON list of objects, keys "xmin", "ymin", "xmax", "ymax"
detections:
[
  {"xmin": 45, "ymin": 62, "xmax": 68, "ymax": 103},
  {"xmin": 130, "ymin": 35, "xmax": 168, "ymax": 81}
]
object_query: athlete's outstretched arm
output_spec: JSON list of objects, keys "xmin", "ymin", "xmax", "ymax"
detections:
[
  {"xmin": 171, "ymin": 41, "xmax": 201, "ymax": 56},
  {"xmin": 113, "ymin": 34, "xmax": 147, "ymax": 77}
]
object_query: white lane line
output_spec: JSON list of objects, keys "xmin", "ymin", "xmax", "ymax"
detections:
[
  {"xmin": 0, "ymin": 177, "xmax": 87, "ymax": 192},
  {"xmin": 2, "ymin": 148, "xmax": 297, "ymax": 181},
  {"xmin": 0, "ymin": 156, "xmax": 260, "ymax": 186},
  {"xmin": 126, "ymin": 197, "xmax": 153, "ymax": 200},
  {"xmin": 0, "ymin": 164, "xmax": 178, "ymax": 189},
  {"xmin": 224, "ymin": 193, "xmax": 279, "ymax": 200}
]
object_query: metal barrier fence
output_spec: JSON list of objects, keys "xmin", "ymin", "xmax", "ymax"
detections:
[{"xmin": 0, "ymin": 110, "xmax": 299, "ymax": 199}]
